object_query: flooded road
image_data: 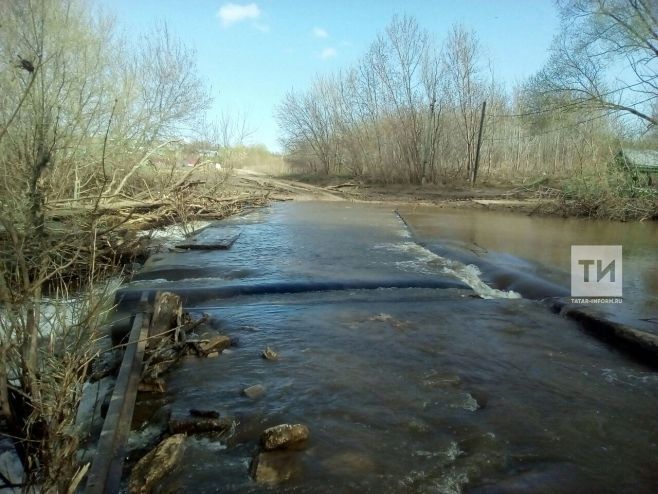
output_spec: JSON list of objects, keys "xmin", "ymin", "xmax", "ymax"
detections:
[
  {"xmin": 124, "ymin": 202, "xmax": 658, "ymax": 493},
  {"xmin": 397, "ymin": 206, "xmax": 657, "ymax": 333}
]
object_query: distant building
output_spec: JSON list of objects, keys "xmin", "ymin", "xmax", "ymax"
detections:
[
  {"xmin": 183, "ymin": 154, "xmax": 200, "ymax": 167},
  {"xmin": 180, "ymin": 154, "xmax": 223, "ymax": 170},
  {"xmin": 615, "ymin": 148, "xmax": 658, "ymax": 184}
]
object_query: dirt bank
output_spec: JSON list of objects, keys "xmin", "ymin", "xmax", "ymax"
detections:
[{"xmin": 228, "ymin": 169, "xmax": 553, "ymax": 216}]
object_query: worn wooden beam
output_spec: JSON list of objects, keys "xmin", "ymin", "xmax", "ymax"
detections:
[
  {"xmin": 149, "ymin": 292, "xmax": 182, "ymax": 347},
  {"xmin": 174, "ymin": 232, "xmax": 241, "ymax": 251},
  {"xmin": 85, "ymin": 292, "xmax": 151, "ymax": 494}
]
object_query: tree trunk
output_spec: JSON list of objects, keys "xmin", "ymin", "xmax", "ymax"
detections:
[{"xmin": 0, "ymin": 345, "xmax": 10, "ymax": 418}]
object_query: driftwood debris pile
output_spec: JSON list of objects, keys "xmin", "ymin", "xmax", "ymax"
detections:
[
  {"xmin": 0, "ymin": 189, "xmax": 268, "ymax": 288},
  {"xmin": 62, "ymin": 192, "xmax": 268, "ymax": 232},
  {"xmin": 140, "ymin": 292, "xmax": 233, "ymax": 393}
]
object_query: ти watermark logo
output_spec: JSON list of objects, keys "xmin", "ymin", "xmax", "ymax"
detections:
[{"xmin": 571, "ymin": 245, "xmax": 622, "ymax": 302}]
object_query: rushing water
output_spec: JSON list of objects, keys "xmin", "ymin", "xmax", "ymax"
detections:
[
  {"xmin": 125, "ymin": 202, "xmax": 658, "ymax": 493},
  {"xmin": 396, "ymin": 205, "xmax": 657, "ymax": 333}
]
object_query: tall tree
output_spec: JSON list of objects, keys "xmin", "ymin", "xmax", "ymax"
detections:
[
  {"xmin": 0, "ymin": 1, "xmax": 212, "ymax": 488},
  {"xmin": 443, "ymin": 25, "xmax": 489, "ymax": 178},
  {"xmin": 531, "ymin": 0, "xmax": 657, "ymax": 128}
]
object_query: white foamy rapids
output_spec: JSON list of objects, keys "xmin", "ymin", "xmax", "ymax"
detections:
[
  {"xmin": 125, "ymin": 276, "xmax": 232, "ymax": 289},
  {"xmin": 398, "ymin": 227, "xmax": 412, "ymax": 239},
  {"xmin": 188, "ymin": 436, "xmax": 228, "ymax": 452},
  {"xmin": 401, "ymin": 442, "xmax": 468, "ymax": 493},
  {"xmin": 386, "ymin": 242, "xmax": 521, "ymax": 300},
  {"xmin": 443, "ymin": 441, "xmax": 464, "ymax": 462},
  {"xmin": 137, "ymin": 221, "xmax": 214, "ymax": 243},
  {"xmin": 600, "ymin": 368, "xmax": 658, "ymax": 387},
  {"xmin": 0, "ymin": 277, "xmax": 122, "ymax": 338},
  {"xmin": 123, "ymin": 278, "xmax": 171, "ymax": 288}
]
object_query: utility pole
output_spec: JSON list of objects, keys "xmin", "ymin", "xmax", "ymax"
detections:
[{"xmin": 472, "ymin": 100, "xmax": 487, "ymax": 185}]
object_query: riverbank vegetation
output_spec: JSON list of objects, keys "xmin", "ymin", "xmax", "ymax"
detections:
[
  {"xmin": 0, "ymin": 0, "xmax": 264, "ymax": 489},
  {"xmin": 275, "ymin": 1, "xmax": 657, "ymax": 221}
]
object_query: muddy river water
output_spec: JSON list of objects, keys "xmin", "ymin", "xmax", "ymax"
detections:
[{"xmin": 124, "ymin": 202, "xmax": 658, "ymax": 493}]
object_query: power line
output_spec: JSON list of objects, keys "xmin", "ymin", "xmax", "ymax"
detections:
[
  {"xmin": 488, "ymin": 94, "xmax": 657, "ymax": 142},
  {"xmin": 489, "ymin": 111, "xmax": 612, "ymax": 142},
  {"xmin": 489, "ymin": 81, "xmax": 651, "ymax": 118}
]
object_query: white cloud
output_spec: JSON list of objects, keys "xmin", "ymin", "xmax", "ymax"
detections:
[
  {"xmin": 217, "ymin": 3, "xmax": 261, "ymax": 27},
  {"xmin": 320, "ymin": 47, "xmax": 337, "ymax": 59},
  {"xmin": 312, "ymin": 27, "xmax": 328, "ymax": 39},
  {"xmin": 254, "ymin": 22, "xmax": 270, "ymax": 33}
]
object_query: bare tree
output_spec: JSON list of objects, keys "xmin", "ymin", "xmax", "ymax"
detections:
[
  {"xmin": 383, "ymin": 16, "xmax": 428, "ymax": 182},
  {"xmin": 134, "ymin": 23, "xmax": 212, "ymax": 143},
  {"xmin": 214, "ymin": 109, "xmax": 254, "ymax": 167},
  {"xmin": 275, "ymin": 12, "xmax": 634, "ymax": 189},
  {"xmin": 443, "ymin": 25, "xmax": 488, "ymax": 180},
  {"xmin": 0, "ymin": 1, "xmax": 213, "ymax": 489},
  {"xmin": 531, "ymin": 0, "xmax": 657, "ymax": 128},
  {"xmin": 276, "ymin": 79, "xmax": 339, "ymax": 175},
  {"xmin": 276, "ymin": 16, "xmax": 449, "ymax": 183}
]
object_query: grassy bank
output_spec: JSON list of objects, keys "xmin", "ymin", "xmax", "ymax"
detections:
[{"xmin": 534, "ymin": 171, "xmax": 657, "ymax": 222}]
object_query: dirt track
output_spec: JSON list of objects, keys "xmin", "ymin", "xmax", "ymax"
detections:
[{"xmin": 229, "ymin": 168, "xmax": 550, "ymax": 214}]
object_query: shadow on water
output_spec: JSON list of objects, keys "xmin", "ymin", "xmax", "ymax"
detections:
[{"xmin": 123, "ymin": 202, "xmax": 658, "ymax": 493}]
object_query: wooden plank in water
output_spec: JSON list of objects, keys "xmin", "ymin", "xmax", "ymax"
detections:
[
  {"xmin": 84, "ymin": 292, "xmax": 151, "ymax": 494},
  {"xmin": 472, "ymin": 199, "xmax": 542, "ymax": 206},
  {"xmin": 175, "ymin": 232, "xmax": 241, "ymax": 251}
]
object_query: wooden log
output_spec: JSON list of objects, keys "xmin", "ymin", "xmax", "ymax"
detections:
[
  {"xmin": 325, "ymin": 182, "xmax": 359, "ymax": 190},
  {"xmin": 169, "ymin": 412, "xmax": 233, "ymax": 435},
  {"xmin": 199, "ymin": 335, "xmax": 231, "ymax": 355},
  {"xmin": 149, "ymin": 292, "xmax": 182, "ymax": 348},
  {"xmin": 85, "ymin": 292, "xmax": 151, "ymax": 494},
  {"xmin": 175, "ymin": 233, "xmax": 241, "ymax": 251}
]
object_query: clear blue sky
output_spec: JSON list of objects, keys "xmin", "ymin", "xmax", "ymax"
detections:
[{"xmin": 99, "ymin": 0, "xmax": 559, "ymax": 152}]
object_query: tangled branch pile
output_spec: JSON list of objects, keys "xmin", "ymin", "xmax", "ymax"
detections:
[{"xmin": 0, "ymin": 0, "xmax": 265, "ymax": 490}]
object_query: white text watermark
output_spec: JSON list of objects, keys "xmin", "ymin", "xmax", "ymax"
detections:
[{"xmin": 571, "ymin": 245, "xmax": 622, "ymax": 301}]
